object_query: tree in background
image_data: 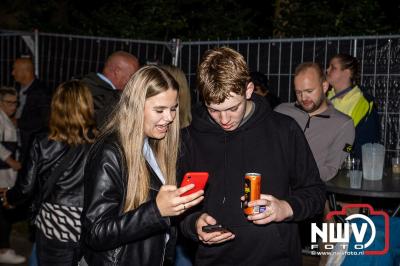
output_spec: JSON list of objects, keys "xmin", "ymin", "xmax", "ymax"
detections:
[
  {"xmin": 273, "ymin": 0, "xmax": 391, "ymax": 37},
  {"xmin": 0, "ymin": 0, "xmax": 398, "ymax": 39}
]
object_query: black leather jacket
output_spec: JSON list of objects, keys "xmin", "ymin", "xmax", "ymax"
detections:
[
  {"xmin": 81, "ymin": 135, "xmax": 176, "ymax": 266},
  {"xmin": 7, "ymin": 133, "xmax": 90, "ymax": 209}
]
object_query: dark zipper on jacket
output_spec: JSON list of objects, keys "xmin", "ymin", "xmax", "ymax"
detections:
[
  {"xmin": 301, "ymin": 113, "xmax": 330, "ymax": 133},
  {"xmin": 303, "ymin": 116, "xmax": 311, "ymax": 132},
  {"xmin": 160, "ymin": 237, "xmax": 167, "ymax": 266},
  {"xmin": 294, "ymin": 103, "xmax": 330, "ymax": 133},
  {"xmin": 223, "ymin": 134, "xmax": 227, "ymax": 204}
]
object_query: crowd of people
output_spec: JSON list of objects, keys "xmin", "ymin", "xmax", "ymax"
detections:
[{"xmin": 0, "ymin": 47, "xmax": 381, "ymax": 266}]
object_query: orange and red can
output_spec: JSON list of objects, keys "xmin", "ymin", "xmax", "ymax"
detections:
[{"xmin": 243, "ymin": 173, "xmax": 264, "ymax": 215}]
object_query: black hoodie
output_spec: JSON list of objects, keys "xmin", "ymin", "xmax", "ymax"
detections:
[{"xmin": 179, "ymin": 95, "xmax": 326, "ymax": 266}]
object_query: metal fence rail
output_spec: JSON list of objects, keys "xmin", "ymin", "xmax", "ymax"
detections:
[
  {"xmin": 178, "ymin": 36, "xmax": 400, "ymax": 160},
  {"xmin": 0, "ymin": 30, "xmax": 173, "ymax": 90},
  {"xmin": 0, "ymin": 30, "xmax": 399, "ymax": 161}
]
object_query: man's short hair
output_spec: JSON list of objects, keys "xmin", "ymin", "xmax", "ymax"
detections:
[
  {"xmin": 0, "ymin": 86, "xmax": 17, "ymax": 100},
  {"xmin": 197, "ymin": 47, "xmax": 250, "ymax": 104},
  {"xmin": 294, "ymin": 62, "xmax": 326, "ymax": 83}
]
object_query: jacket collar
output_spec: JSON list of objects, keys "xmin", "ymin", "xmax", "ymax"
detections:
[{"xmin": 293, "ymin": 101, "xmax": 332, "ymax": 119}]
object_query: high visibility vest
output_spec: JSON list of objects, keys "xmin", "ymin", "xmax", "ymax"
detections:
[
  {"xmin": 328, "ymin": 86, "xmax": 373, "ymax": 127},
  {"xmin": 350, "ymin": 96, "xmax": 373, "ymax": 127}
]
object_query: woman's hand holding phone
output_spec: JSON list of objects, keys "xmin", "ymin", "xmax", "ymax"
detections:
[
  {"xmin": 180, "ymin": 172, "xmax": 208, "ymax": 196},
  {"xmin": 156, "ymin": 184, "xmax": 204, "ymax": 217}
]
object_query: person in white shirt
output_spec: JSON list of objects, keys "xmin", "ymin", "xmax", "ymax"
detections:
[{"xmin": 0, "ymin": 86, "xmax": 25, "ymax": 264}]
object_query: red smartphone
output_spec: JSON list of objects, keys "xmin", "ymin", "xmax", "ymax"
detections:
[{"xmin": 180, "ymin": 172, "xmax": 209, "ymax": 196}]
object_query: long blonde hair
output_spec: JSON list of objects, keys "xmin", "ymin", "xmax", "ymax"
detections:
[
  {"xmin": 104, "ymin": 65, "xmax": 180, "ymax": 212},
  {"xmin": 49, "ymin": 80, "xmax": 97, "ymax": 145},
  {"xmin": 161, "ymin": 65, "xmax": 192, "ymax": 128}
]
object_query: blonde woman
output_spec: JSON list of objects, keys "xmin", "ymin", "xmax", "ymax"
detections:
[
  {"xmin": 81, "ymin": 65, "xmax": 204, "ymax": 265},
  {"xmin": 162, "ymin": 65, "xmax": 192, "ymax": 128},
  {"xmin": 5, "ymin": 80, "xmax": 97, "ymax": 265},
  {"xmin": 161, "ymin": 65, "xmax": 196, "ymax": 265}
]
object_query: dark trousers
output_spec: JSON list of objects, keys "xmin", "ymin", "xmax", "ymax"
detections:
[
  {"xmin": 0, "ymin": 205, "xmax": 12, "ymax": 249},
  {"xmin": 0, "ymin": 204, "xmax": 27, "ymax": 249},
  {"xmin": 0, "ymin": 202, "xmax": 32, "ymax": 249},
  {"xmin": 36, "ymin": 231, "xmax": 81, "ymax": 266}
]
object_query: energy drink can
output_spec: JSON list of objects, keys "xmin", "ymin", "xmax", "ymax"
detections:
[{"xmin": 243, "ymin": 173, "xmax": 264, "ymax": 215}]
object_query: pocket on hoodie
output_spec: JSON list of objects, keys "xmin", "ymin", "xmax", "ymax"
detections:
[{"xmin": 270, "ymin": 224, "xmax": 289, "ymax": 258}]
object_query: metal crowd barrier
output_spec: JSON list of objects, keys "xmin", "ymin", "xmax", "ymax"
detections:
[{"xmin": 0, "ymin": 30, "xmax": 399, "ymax": 159}]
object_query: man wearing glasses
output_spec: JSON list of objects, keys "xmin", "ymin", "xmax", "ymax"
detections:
[{"xmin": 0, "ymin": 87, "xmax": 25, "ymax": 264}]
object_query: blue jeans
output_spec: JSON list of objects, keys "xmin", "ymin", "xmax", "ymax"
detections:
[
  {"xmin": 28, "ymin": 243, "xmax": 38, "ymax": 266},
  {"xmin": 175, "ymin": 244, "xmax": 193, "ymax": 266}
]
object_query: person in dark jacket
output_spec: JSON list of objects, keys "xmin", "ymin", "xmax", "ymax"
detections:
[
  {"xmin": 81, "ymin": 66, "xmax": 204, "ymax": 266},
  {"xmin": 327, "ymin": 53, "xmax": 380, "ymax": 159},
  {"xmin": 250, "ymin": 71, "xmax": 281, "ymax": 109},
  {"xmin": 3, "ymin": 80, "xmax": 98, "ymax": 265},
  {"xmin": 179, "ymin": 47, "xmax": 326, "ymax": 266},
  {"xmin": 12, "ymin": 58, "xmax": 51, "ymax": 164},
  {"xmin": 81, "ymin": 51, "xmax": 140, "ymax": 128}
]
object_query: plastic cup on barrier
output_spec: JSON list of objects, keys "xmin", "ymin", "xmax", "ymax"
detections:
[
  {"xmin": 362, "ymin": 143, "xmax": 385, "ymax": 181},
  {"xmin": 392, "ymin": 157, "xmax": 400, "ymax": 177},
  {"xmin": 349, "ymin": 170, "xmax": 363, "ymax": 189},
  {"xmin": 346, "ymin": 157, "xmax": 359, "ymax": 178}
]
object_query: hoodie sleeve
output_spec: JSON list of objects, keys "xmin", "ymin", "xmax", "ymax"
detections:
[
  {"xmin": 177, "ymin": 129, "xmax": 192, "ymax": 184},
  {"xmin": 284, "ymin": 121, "xmax": 326, "ymax": 221}
]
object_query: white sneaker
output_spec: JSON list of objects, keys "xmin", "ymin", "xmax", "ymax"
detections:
[{"xmin": 0, "ymin": 249, "xmax": 26, "ymax": 264}]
